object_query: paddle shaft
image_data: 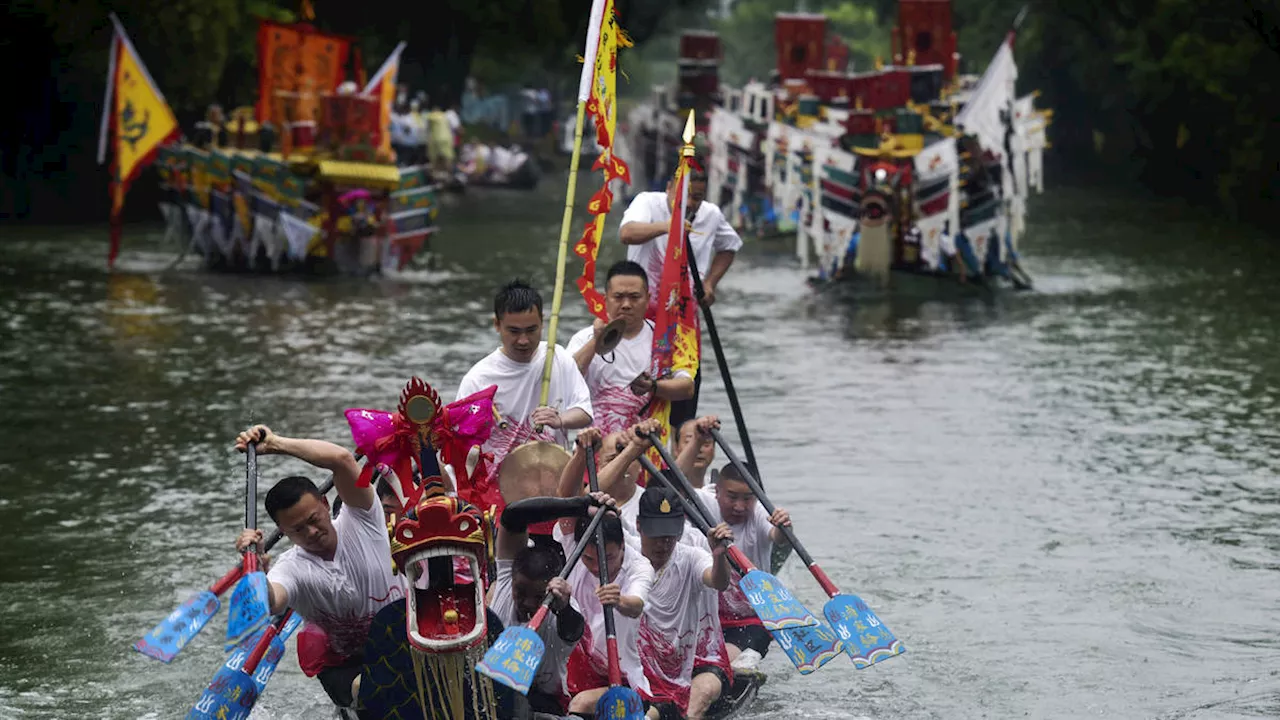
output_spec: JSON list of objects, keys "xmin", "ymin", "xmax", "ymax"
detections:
[
  {"xmin": 244, "ymin": 445, "xmax": 259, "ymax": 573},
  {"xmin": 243, "ymin": 609, "xmax": 293, "ymax": 676},
  {"xmin": 585, "ymin": 446, "xmax": 623, "ymax": 687},
  {"xmin": 525, "ymin": 497, "xmax": 608, "ymax": 633},
  {"xmin": 708, "ymin": 428, "xmax": 839, "ymax": 598},
  {"xmin": 537, "ymin": 97, "xmax": 590, "ymax": 412},
  {"xmin": 634, "ymin": 451, "xmax": 753, "ymax": 576},
  {"xmin": 682, "ymin": 233, "xmax": 761, "ymax": 482}
]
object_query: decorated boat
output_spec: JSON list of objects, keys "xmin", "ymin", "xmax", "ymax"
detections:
[
  {"xmin": 106, "ymin": 13, "xmax": 439, "ymax": 275},
  {"xmin": 624, "ymin": 0, "xmax": 1051, "ymax": 294}
]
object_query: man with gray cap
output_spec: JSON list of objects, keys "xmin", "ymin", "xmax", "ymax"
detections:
[{"xmin": 635, "ymin": 486, "xmax": 733, "ymax": 720}]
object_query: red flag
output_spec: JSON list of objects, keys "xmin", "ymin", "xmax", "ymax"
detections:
[{"xmin": 645, "ymin": 158, "xmax": 700, "ymax": 457}]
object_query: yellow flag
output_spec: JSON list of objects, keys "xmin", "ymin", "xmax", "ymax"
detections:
[
  {"xmin": 361, "ymin": 42, "xmax": 407, "ymax": 162},
  {"xmin": 109, "ymin": 23, "xmax": 178, "ymax": 186},
  {"xmin": 98, "ymin": 14, "xmax": 179, "ymax": 268}
]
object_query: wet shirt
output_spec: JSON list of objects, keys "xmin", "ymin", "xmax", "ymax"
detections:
[{"xmin": 268, "ymin": 500, "xmax": 404, "ymax": 658}]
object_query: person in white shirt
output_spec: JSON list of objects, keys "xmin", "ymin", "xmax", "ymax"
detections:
[
  {"xmin": 562, "ymin": 511, "xmax": 654, "ymax": 716},
  {"xmin": 232, "ymin": 425, "xmax": 401, "ymax": 713},
  {"xmin": 619, "ymin": 164, "xmax": 743, "ymax": 311},
  {"xmin": 455, "ymin": 280, "xmax": 593, "ymax": 508},
  {"xmin": 618, "ymin": 164, "xmax": 743, "ymax": 428},
  {"xmin": 675, "ymin": 416, "xmax": 792, "ymax": 673},
  {"xmin": 566, "ymin": 260, "xmax": 694, "ymax": 435},
  {"xmin": 635, "ymin": 486, "xmax": 733, "ymax": 720},
  {"xmin": 490, "ymin": 493, "xmax": 615, "ymax": 716}
]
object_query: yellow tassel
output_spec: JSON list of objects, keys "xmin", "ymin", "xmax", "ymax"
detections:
[
  {"xmin": 576, "ymin": 54, "xmax": 585, "ymax": 64},
  {"xmin": 617, "ymin": 28, "xmax": 634, "ymax": 48}
]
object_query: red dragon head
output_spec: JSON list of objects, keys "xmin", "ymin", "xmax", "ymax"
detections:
[{"xmin": 389, "ymin": 481, "xmax": 492, "ymax": 655}]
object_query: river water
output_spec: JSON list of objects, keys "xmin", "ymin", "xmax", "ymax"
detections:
[{"xmin": 1, "ymin": 180, "xmax": 1277, "ymax": 720}]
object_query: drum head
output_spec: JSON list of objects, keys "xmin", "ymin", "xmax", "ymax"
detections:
[{"xmin": 496, "ymin": 441, "xmax": 571, "ymax": 504}]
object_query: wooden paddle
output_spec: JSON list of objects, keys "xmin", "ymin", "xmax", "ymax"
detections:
[
  {"xmin": 186, "ymin": 610, "xmax": 301, "ymax": 720},
  {"xmin": 708, "ymin": 428, "xmax": 905, "ymax": 668},
  {"xmin": 225, "ymin": 443, "xmax": 272, "ymax": 649},
  {"xmin": 635, "ymin": 435, "xmax": 818, "ymax": 632},
  {"xmin": 682, "ymin": 186, "xmax": 761, "ymax": 481},
  {"xmin": 475, "ymin": 493, "xmax": 612, "ymax": 695},
  {"xmin": 584, "ymin": 441, "xmax": 646, "ymax": 719}
]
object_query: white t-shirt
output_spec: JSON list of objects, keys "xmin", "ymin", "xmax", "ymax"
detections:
[
  {"xmin": 566, "ymin": 322, "xmax": 692, "ymax": 435},
  {"xmin": 637, "ymin": 543, "xmax": 727, "ymax": 713},
  {"xmin": 561, "ymin": 536, "xmax": 654, "ymax": 695},
  {"xmin": 267, "ymin": 500, "xmax": 404, "ymax": 658},
  {"xmin": 455, "ymin": 342, "xmax": 593, "ymax": 473},
  {"xmin": 488, "ymin": 558, "xmax": 578, "ymax": 697},
  {"xmin": 619, "ymin": 191, "xmax": 744, "ymax": 304},
  {"xmin": 695, "ymin": 485, "xmax": 773, "ymax": 628}
]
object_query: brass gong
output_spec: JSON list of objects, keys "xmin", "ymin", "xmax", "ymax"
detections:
[{"xmin": 496, "ymin": 441, "xmax": 571, "ymax": 504}]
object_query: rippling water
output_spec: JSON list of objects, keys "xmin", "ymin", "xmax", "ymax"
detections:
[{"xmin": 1, "ymin": 182, "xmax": 1278, "ymax": 719}]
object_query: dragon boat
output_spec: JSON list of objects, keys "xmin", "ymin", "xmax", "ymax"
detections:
[
  {"xmin": 149, "ymin": 21, "xmax": 439, "ymax": 276},
  {"xmin": 335, "ymin": 377, "xmax": 765, "ymax": 720},
  {"xmin": 625, "ymin": 0, "xmax": 1051, "ymax": 295}
]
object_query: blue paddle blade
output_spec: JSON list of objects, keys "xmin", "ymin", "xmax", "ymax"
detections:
[
  {"xmin": 739, "ymin": 569, "xmax": 820, "ymax": 631},
  {"xmin": 475, "ymin": 626, "xmax": 545, "ymax": 694},
  {"xmin": 770, "ymin": 621, "xmax": 845, "ymax": 674},
  {"xmin": 823, "ymin": 594, "xmax": 904, "ymax": 668},
  {"xmin": 596, "ymin": 684, "xmax": 646, "ymax": 720},
  {"xmin": 225, "ymin": 572, "xmax": 270, "ymax": 649},
  {"xmin": 186, "ymin": 665, "xmax": 258, "ymax": 720},
  {"xmin": 229, "ymin": 613, "xmax": 304, "ymax": 695},
  {"xmin": 133, "ymin": 589, "xmax": 220, "ymax": 663}
]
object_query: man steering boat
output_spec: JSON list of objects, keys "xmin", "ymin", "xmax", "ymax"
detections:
[{"xmin": 618, "ymin": 164, "xmax": 743, "ymax": 428}]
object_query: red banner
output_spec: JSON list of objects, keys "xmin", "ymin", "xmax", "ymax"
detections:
[{"xmin": 255, "ymin": 21, "xmax": 352, "ymax": 128}]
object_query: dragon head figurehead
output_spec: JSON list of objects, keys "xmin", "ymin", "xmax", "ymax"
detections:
[
  {"xmin": 390, "ymin": 482, "xmax": 492, "ymax": 655},
  {"xmin": 348, "ymin": 377, "xmax": 500, "ymax": 720}
]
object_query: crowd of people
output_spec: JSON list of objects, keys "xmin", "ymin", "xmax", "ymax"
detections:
[
  {"xmin": 388, "ymin": 81, "xmax": 553, "ymax": 188},
  {"xmin": 229, "ymin": 168, "xmax": 788, "ymax": 719}
]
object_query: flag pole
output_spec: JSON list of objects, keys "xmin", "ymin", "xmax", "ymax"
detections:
[{"xmin": 538, "ymin": 0, "xmax": 606, "ymax": 410}]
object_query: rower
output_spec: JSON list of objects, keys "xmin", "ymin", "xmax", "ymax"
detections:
[
  {"xmin": 565, "ymin": 260, "xmax": 694, "ymax": 435},
  {"xmin": 491, "ymin": 493, "xmax": 615, "ymax": 716},
  {"xmin": 675, "ymin": 416, "xmax": 793, "ymax": 673},
  {"xmin": 618, "ymin": 163, "xmax": 743, "ymax": 428},
  {"xmin": 231, "ymin": 425, "xmax": 402, "ymax": 717},
  {"xmin": 674, "ymin": 418, "xmax": 717, "ymax": 488},
  {"xmin": 557, "ymin": 422, "xmax": 704, "ymax": 548},
  {"xmin": 634, "ymin": 486, "xmax": 734, "ymax": 720},
  {"xmin": 455, "ymin": 279, "xmax": 594, "ymax": 509},
  {"xmin": 562, "ymin": 511, "xmax": 654, "ymax": 716}
]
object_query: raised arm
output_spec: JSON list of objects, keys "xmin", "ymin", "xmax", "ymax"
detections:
[
  {"xmin": 237, "ymin": 425, "xmax": 368, "ymax": 511},
  {"xmin": 676, "ymin": 415, "xmax": 718, "ymax": 486}
]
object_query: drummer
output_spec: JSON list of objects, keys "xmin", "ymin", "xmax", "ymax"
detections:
[
  {"xmin": 565, "ymin": 260, "xmax": 694, "ymax": 435},
  {"xmin": 455, "ymin": 279, "xmax": 593, "ymax": 513}
]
